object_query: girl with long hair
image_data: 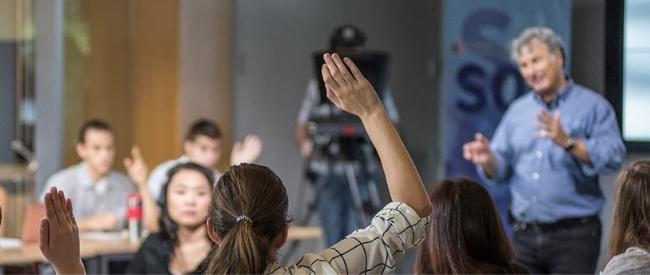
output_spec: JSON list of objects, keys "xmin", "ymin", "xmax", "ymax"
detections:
[
  {"xmin": 603, "ymin": 160, "xmax": 650, "ymax": 274},
  {"xmin": 415, "ymin": 178, "xmax": 526, "ymax": 274}
]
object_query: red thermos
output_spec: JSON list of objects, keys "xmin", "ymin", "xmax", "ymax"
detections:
[{"xmin": 127, "ymin": 193, "xmax": 143, "ymax": 242}]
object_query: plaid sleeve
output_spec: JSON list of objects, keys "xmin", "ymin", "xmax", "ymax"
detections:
[{"xmin": 276, "ymin": 202, "xmax": 430, "ymax": 275}]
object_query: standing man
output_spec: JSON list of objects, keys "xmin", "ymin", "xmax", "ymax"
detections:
[{"xmin": 463, "ymin": 27, "xmax": 625, "ymax": 274}]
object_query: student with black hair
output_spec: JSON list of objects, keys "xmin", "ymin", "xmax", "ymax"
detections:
[{"xmin": 126, "ymin": 163, "xmax": 215, "ymax": 274}]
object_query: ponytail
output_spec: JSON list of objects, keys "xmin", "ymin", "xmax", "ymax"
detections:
[
  {"xmin": 207, "ymin": 221, "xmax": 275, "ymax": 274},
  {"xmin": 206, "ymin": 164, "xmax": 289, "ymax": 274}
]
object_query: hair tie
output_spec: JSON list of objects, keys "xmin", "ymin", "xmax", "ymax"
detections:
[{"xmin": 235, "ymin": 215, "xmax": 253, "ymax": 224}]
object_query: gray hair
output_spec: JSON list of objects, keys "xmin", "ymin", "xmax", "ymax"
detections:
[{"xmin": 511, "ymin": 27, "xmax": 565, "ymax": 62}]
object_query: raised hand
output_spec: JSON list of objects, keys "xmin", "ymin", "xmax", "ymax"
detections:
[
  {"xmin": 321, "ymin": 53, "xmax": 383, "ymax": 119},
  {"xmin": 124, "ymin": 146, "xmax": 149, "ymax": 188},
  {"xmin": 39, "ymin": 187, "xmax": 85, "ymax": 275},
  {"xmin": 321, "ymin": 53, "xmax": 432, "ymax": 218},
  {"xmin": 230, "ymin": 134, "xmax": 263, "ymax": 165}
]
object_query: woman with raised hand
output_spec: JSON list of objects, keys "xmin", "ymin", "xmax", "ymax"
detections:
[
  {"xmin": 204, "ymin": 53, "xmax": 432, "ymax": 274},
  {"xmin": 39, "ymin": 53, "xmax": 432, "ymax": 274},
  {"xmin": 415, "ymin": 178, "xmax": 527, "ymax": 274},
  {"xmin": 603, "ymin": 160, "xmax": 650, "ymax": 275}
]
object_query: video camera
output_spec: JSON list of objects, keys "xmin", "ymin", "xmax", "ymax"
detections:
[{"xmin": 308, "ymin": 50, "xmax": 389, "ymax": 161}]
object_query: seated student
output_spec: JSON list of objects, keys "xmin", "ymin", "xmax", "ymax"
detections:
[
  {"xmin": 144, "ymin": 119, "xmax": 263, "ymax": 231},
  {"xmin": 602, "ymin": 160, "xmax": 650, "ymax": 275},
  {"xmin": 415, "ymin": 178, "xmax": 527, "ymax": 274},
  {"xmin": 39, "ymin": 120, "xmax": 139, "ymax": 231},
  {"xmin": 126, "ymin": 163, "xmax": 215, "ymax": 274},
  {"xmin": 38, "ymin": 53, "xmax": 432, "ymax": 274}
]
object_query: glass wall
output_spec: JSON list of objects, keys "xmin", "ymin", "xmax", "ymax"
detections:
[{"xmin": 623, "ymin": 0, "xmax": 650, "ymax": 142}]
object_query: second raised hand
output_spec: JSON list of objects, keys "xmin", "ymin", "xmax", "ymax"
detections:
[{"xmin": 124, "ymin": 146, "xmax": 149, "ymax": 187}]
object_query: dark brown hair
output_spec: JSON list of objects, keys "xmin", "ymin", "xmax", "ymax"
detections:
[
  {"xmin": 609, "ymin": 160, "xmax": 650, "ymax": 258},
  {"xmin": 185, "ymin": 119, "xmax": 222, "ymax": 141},
  {"xmin": 206, "ymin": 163, "xmax": 289, "ymax": 274},
  {"xmin": 77, "ymin": 119, "xmax": 113, "ymax": 144},
  {"xmin": 415, "ymin": 178, "xmax": 522, "ymax": 274}
]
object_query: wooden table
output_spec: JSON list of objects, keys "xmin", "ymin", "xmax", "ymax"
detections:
[
  {"xmin": 0, "ymin": 165, "xmax": 26, "ymax": 182},
  {"xmin": 0, "ymin": 226, "xmax": 322, "ymax": 266},
  {"xmin": 0, "ymin": 238, "xmax": 141, "ymax": 266}
]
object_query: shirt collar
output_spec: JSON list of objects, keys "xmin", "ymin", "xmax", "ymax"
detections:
[
  {"xmin": 264, "ymin": 262, "xmax": 285, "ymax": 274},
  {"xmin": 533, "ymin": 78, "xmax": 574, "ymax": 109},
  {"xmin": 77, "ymin": 162, "xmax": 111, "ymax": 193},
  {"xmin": 178, "ymin": 155, "xmax": 190, "ymax": 163}
]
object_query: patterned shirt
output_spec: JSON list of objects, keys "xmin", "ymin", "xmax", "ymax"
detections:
[
  {"xmin": 602, "ymin": 247, "xmax": 650, "ymax": 275},
  {"xmin": 266, "ymin": 202, "xmax": 430, "ymax": 274},
  {"xmin": 39, "ymin": 162, "xmax": 136, "ymax": 230}
]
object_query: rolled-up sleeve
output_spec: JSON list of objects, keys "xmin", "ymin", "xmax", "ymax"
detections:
[
  {"xmin": 478, "ymin": 110, "xmax": 513, "ymax": 185},
  {"xmin": 282, "ymin": 202, "xmax": 430, "ymax": 274},
  {"xmin": 581, "ymin": 101, "xmax": 626, "ymax": 176}
]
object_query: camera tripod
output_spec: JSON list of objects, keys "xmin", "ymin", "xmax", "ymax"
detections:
[{"xmin": 284, "ymin": 136, "xmax": 382, "ymax": 262}]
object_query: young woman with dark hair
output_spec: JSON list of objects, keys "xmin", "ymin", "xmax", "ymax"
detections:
[
  {"xmin": 39, "ymin": 53, "xmax": 433, "ymax": 274},
  {"xmin": 415, "ymin": 178, "xmax": 527, "ymax": 274},
  {"xmin": 603, "ymin": 160, "xmax": 650, "ymax": 274},
  {"xmin": 126, "ymin": 162, "xmax": 215, "ymax": 274}
]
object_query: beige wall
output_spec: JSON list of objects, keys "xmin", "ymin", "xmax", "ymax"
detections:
[
  {"xmin": 179, "ymin": 0, "xmax": 233, "ymax": 171},
  {"xmin": 62, "ymin": 0, "xmax": 233, "ymax": 171},
  {"xmin": 0, "ymin": 0, "xmax": 17, "ymax": 40}
]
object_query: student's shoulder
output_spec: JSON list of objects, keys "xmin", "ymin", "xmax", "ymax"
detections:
[
  {"xmin": 45, "ymin": 164, "xmax": 82, "ymax": 185},
  {"xmin": 151, "ymin": 158, "xmax": 185, "ymax": 176},
  {"xmin": 140, "ymin": 233, "xmax": 173, "ymax": 253},
  {"xmin": 107, "ymin": 170, "xmax": 136, "ymax": 191},
  {"xmin": 603, "ymin": 247, "xmax": 650, "ymax": 275},
  {"xmin": 107, "ymin": 169, "xmax": 129, "ymax": 181},
  {"xmin": 142, "ymin": 232, "xmax": 167, "ymax": 244}
]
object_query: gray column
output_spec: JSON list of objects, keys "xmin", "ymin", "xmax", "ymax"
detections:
[
  {"xmin": 35, "ymin": 0, "xmax": 65, "ymax": 195},
  {"xmin": 0, "ymin": 41, "xmax": 16, "ymax": 164}
]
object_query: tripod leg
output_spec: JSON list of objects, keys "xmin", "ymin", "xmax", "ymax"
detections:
[
  {"xmin": 283, "ymin": 168, "xmax": 334, "ymax": 264},
  {"xmin": 366, "ymin": 177, "xmax": 382, "ymax": 211},
  {"xmin": 344, "ymin": 161, "xmax": 368, "ymax": 225},
  {"xmin": 360, "ymin": 143, "xmax": 382, "ymax": 210}
]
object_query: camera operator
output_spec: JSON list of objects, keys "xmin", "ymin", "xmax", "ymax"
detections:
[{"xmin": 295, "ymin": 25, "xmax": 399, "ymax": 246}]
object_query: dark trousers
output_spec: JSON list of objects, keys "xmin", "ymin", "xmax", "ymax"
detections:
[
  {"xmin": 315, "ymin": 173, "xmax": 367, "ymax": 246},
  {"xmin": 512, "ymin": 216, "xmax": 601, "ymax": 274}
]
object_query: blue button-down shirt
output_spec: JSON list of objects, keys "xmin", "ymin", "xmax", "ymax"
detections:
[{"xmin": 478, "ymin": 80, "xmax": 626, "ymax": 223}]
